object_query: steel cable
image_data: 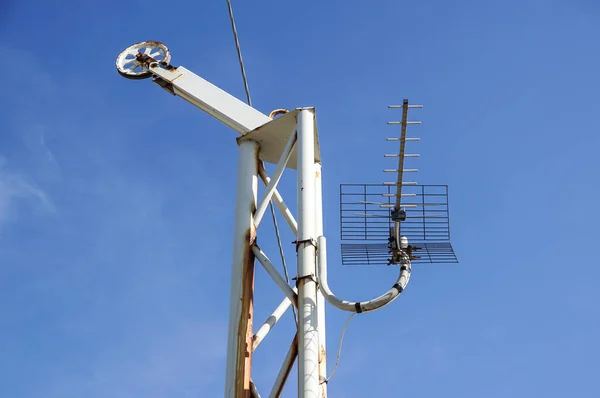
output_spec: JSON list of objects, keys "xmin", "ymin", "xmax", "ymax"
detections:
[{"xmin": 225, "ymin": 0, "xmax": 297, "ymax": 324}]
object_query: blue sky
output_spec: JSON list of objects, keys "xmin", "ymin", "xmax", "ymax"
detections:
[{"xmin": 1, "ymin": 0, "xmax": 600, "ymax": 397}]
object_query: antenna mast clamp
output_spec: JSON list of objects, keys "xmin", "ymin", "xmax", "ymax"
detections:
[{"xmin": 293, "ymin": 238, "xmax": 318, "ymax": 252}]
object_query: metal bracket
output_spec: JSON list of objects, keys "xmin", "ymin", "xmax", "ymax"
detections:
[
  {"xmin": 391, "ymin": 209, "xmax": 406, "ymax": 222},
  {"xmin": 293, "ymin": 238, "xmax": 317, "ymax": 252},
  {"xmin": 293, "ymin": 273, "xmax": 318, "ymax": 287}
]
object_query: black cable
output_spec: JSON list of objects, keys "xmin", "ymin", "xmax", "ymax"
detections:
[
  {"xmin": 269, "ymin": 201, "xmax": 298, "ymax": 325},
  {"xmin": 225, "ymin": 0, "xmax": 252, "ymax": 106},
  {"xmin": 225, "ymin": 0, "xmax": 296, "ymax": 325}
]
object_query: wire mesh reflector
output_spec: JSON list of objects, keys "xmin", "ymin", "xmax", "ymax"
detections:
[
  {"xmin": 341, "ymin": 242, "xmax": 458, "ymax": 265},
  {"xmin": 340, "ymin": 184, "xmax": 451, "ymax": 241}
]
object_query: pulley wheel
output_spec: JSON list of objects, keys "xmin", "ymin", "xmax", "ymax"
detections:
[{"xmin": 115, "ymin": 41, "xmax": 170, "ymax": 80}]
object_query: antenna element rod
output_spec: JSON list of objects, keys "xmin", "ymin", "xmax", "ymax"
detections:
[{"xmin": 395, "ymin": 99, "xmax": 409, "ymax": 213}]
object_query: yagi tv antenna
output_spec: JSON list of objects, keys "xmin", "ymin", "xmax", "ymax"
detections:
[
  {"xmin": 115, "ymin": 40, "xmax": 458, "ymax": 398},
  {"xmin": 340, "ymin": 99, "xmax": 458, "ymax": 266}
]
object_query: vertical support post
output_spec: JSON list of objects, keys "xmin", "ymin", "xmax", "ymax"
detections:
[
  {"xmin": 225, "ymin": 140, "xmax": 259, "ymax": 398},
  {"xmin": 296, "ymin": 109, "xmax": 320, "ymax": 398},
  {"xmin": 314, "ymin": 163, "xmax": 327, "ymax": 398}
]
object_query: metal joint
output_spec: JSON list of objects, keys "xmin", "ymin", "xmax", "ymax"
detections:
[
  {"xmin": 293, "ymin": 238, "xmax": 317, "ymax": 252},
  {"xmin": 293, "ymin": 273, "xmax": 318, "ymax": 287}
]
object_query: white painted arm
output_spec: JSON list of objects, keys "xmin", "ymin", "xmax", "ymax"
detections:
[{"xmin": 149, "ymin": 62, "xmax": 271, "ymax": 134}]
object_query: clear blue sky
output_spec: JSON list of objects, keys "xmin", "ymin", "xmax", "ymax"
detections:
[{"xmin": 1, "ymin": 0, "xmax": 599, "ymax": 397}]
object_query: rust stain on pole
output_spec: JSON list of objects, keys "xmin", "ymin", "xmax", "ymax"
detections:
[
  {"xmin": 235, "ymin": 225, "xmax": 256, "ymax": 397},
  {"xmin": 319, "ymin": 344, "xmax": 327, "ymax": 397}
]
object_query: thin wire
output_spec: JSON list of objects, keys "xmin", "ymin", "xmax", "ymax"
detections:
[
  {"xmin": 323, "ymin": 312, "xmax": 357, "ymax": 384},
  {"xmin": 225, "ymin": 0, "xmax": 252, "ymax": 106},
  {"xmin": 264, "ymin": 109, "xmax": 295, "ymax": 324},
  {"xmin": 225, "ymin": 0, "xmax": 295, "ymax": 326},
  {"xmin": 269, "ymin": 201, "xmax": 298, "ymax": 325}
]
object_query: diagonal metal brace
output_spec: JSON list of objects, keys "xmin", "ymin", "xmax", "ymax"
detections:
[{"xmin": 252, "ymin": 244, "xmax": 298, "ymax": 308}]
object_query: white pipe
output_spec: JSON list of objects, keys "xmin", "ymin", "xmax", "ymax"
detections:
[
  {"xmin": 254, "ymin": 130, "xmax": 297, "ymax": 227},
  {"xmin": 253, "ymin": 294, "xmax": 296, "ymax": 351},
  {"xmin": 296, "ymin": 109, "xmax": 320, "ymax": 398},
  {"xmin": 258, "ymin": 165, "xmax": 298, "ymax": 235},
  {"xmin": 317, "ymin": 236, "xmax": 411, "ymax": 313},
  {"xmin": 314, "ymin": 163, "xmax": 327, "ymax": 398},
  {"xmin": 225, "ymin": 140, "xmax": 259, "ymax": 398},
  {"xmin": 252, "ymin": 245, "xmax": 298, "ymax": 308}
]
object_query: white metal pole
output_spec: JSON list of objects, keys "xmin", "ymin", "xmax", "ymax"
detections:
[
  {"xmin": 225, "ymin": 139, "xmax": 259, "ymax": 398},
  {"xmin": 296, "ymin": 109, "xmax": 320, "ymax": 398},
  {"xmin": 314, "ymin": 163, "xmax": 327, "ymax": 398}
]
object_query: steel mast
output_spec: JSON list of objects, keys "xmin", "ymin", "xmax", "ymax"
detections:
[{"xmin": 115, "ymin": 41, "xmax": 431, "ymax": 398}]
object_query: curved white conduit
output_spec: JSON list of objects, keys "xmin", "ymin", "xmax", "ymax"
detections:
[{"xmin": 317, "ymin": 236, "xmax": 411, "ymax": 313}]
